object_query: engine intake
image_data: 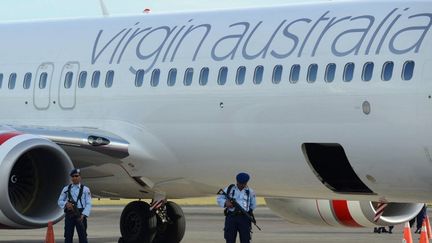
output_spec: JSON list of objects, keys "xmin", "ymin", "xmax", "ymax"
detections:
[{"xmin": 0, "ymin": 133, "xmax": 73, "ymax": 228}]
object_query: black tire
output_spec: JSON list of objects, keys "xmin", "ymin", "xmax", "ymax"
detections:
[
  {"xmin": 154, "ymin": 201, "xmax": 186, "ymax": 243},
  {"xmin": 119, "ymin": 201, "xmax": 157, "ymax": 243}
]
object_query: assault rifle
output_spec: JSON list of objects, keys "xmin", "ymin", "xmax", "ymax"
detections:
[
  {"xmin": 66, "ymin": 201, "xmax": 85, "ymax": 227},
  {"xmin": 217, "ymin": 189, "xmax": 261, "ymax": 231},
  {"xmin": 67, "ymin": 200, "xmax": 82, "ymax": 218}
]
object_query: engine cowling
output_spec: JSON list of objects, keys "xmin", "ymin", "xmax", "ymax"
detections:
[
  {"xmin": 0, "ymin": 132, "xmax": 73, "ymax": 228},
  {"xmin": 265, "ymin": 198, "xmax": 423, "ymax": 227}
]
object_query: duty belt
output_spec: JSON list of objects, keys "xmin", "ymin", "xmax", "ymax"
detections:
[{"xmin": 227, "ymin": 210, "xmax": 245, "ymax": 216}]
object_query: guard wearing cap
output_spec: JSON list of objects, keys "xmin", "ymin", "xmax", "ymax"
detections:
[
  {"xmin": 217, "ymin": 172, "xmax": 257, "ymax": 243},
  {"xmin": 58, "ymin": 168, "xmax": 92, "ymax": 243}
]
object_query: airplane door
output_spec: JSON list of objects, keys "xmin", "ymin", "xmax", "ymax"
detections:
[
  {"xmin": 59, "ymin": 62, "xmax": 79, "ymax": 109},
  {"xmin": 33, "ymin": 63, "xmax": 54, "ymax": 110}
]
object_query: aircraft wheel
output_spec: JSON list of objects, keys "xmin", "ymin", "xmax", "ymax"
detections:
[
  {"xmin": 154, "ymin": 201, "xmax": 186, "ymax": 243},
  {"xmin": 119, "ymin": 201, "xmax": 157, "ymax": 243}
]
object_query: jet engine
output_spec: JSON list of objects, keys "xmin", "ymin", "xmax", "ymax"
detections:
[
  {"xmin": 0, "ymin": 132, "xmax": 73, "ymax": 228},
  {"xmin": 265, "ymin": 198, "xmax": 423, "ymax": 227}
]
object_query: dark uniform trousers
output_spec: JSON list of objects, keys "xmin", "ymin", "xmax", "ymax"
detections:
[
  {"xmin": 416, "ymin": 206, "xmax": 427, "ymax": 230},
  {"xmin": 224, "ymin": 214, "xmax": 252, "ymax": 243},
  {"xmin": 64, "ymin": 212, "xmax": 88, "ymax": 243}
]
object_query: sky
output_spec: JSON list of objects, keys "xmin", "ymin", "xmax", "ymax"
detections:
[{"xmin": 0, "ymin": 0, "xmax": 324, "ymax": 21}]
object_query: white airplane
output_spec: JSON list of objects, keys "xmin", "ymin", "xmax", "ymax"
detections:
[{"xmin": 0, "ymin": 0, "xmax": 430, "ymax": 242}]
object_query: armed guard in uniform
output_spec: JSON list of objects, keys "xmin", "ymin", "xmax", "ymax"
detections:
[
  {"xmin": 217, "ymin": 172, "xmax": 257, "ymax": 243},
  {"xmin": 58, "ymin": 168, "xmax": 92, "ymax": 243}
]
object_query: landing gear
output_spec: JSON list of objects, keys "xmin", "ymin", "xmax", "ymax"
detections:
[
  {"xmin": 153, "ymin": 201, "xmax": 186, "ymax": 243},
  {"xmin": 118, "ymin": 200, "xmax": 186, "ymax": 243},
  {"xmin": 119, "ymin": 201, "xmax": 157, "ymax": 243}
]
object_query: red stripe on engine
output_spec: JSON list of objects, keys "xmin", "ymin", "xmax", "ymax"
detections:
[
  {"xmin": 0, "ymin": 132, "xmax": 21, "ymax": 145},
  {"xmin": 0, "ymin": 132, "xmax": 21, "ymax": 230},
  {"xmin": 332, "ymin": 200, "xmax": 362, "ymax": 227}
]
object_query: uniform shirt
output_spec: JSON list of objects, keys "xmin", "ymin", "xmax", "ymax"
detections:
[
  {"xmin": 217, "ymin": 185, "xmax": 256, "ymax": 212},
  {"xmin": 58, "ymin": 183, "xmax": 92, "ymax": 217}
]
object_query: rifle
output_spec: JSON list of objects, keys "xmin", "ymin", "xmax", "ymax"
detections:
[
  {"xmin": 67, "ymin": 200, "xmax": 82, "ymax": 218},
  {"xmin": 217, "ymin": 189, "xmax": 261, "ymax": 231},
  {"xmin": 66, "ymin": 201, "xmax": 85, "ymax": 227}
]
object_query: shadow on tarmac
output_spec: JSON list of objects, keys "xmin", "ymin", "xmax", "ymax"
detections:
[{"xmin": 0, "ymin": 237, "xmax": 119, "ymax": 243}]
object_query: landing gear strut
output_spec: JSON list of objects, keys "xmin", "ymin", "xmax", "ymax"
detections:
[
  {"xmin": 118, "ymin": 200, "xmax": 186, "ymax": 243},
  {"xmin": 154, "ymin": 201, "xmax": 186, "ymax": 243}
]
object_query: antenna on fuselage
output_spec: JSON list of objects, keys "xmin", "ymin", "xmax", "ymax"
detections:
[{"xmin": 99, "ymin": 0, "xmax": 109, "ymax": 17}]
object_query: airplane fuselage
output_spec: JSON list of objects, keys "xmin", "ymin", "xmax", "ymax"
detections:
[{"xmin": 0, "ymin": 0, "xmax": 431, "ymax": 203}]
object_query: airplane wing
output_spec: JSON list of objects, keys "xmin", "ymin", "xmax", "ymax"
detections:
[{"xmin": 12, "ymin": 125, "xmax": 130, "ymax": 159}]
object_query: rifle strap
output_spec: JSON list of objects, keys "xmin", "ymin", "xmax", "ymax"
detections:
[
  {"xmin": 67, "ymin": 184, "xmax": 85, "ymax": 208},
  {"xmin": 227, "ymin": 184, "xmax": 251, "ymax": 210},
  {"xmin": 246, "ymin": 188, "xmax": 250, "ymax": 210},
  {"xmin": 227, "ymin": 184, "xmax": 235, "ymax": 198},
  {"xmin": 78, "ymin": 184, "xmax": 84, "ymax": 208}
]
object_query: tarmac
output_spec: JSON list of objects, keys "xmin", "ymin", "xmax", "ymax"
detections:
[{"xmin": 0, "ymin": 206, "xmax": 427, "ymax": 243}]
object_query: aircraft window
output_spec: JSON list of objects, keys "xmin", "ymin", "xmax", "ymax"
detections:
[
  {"xmin": 23, "ymin": 72, "xmax": 32, "ymax": 89},
  {"xmin": 39, "ymin": 72, "xmax": 48, "ymax": 89},
  {"xmin": 343, "ymin": 63, "xmax": 354, "ymax": 82},
  {"xmin": 199, "ymin": 68, "xmax": 209, "ymax": 86},
  {"xmin": 105, "ymin": 70, "xmax": 114, "ymax": 88},
  {"xmin": 184, "ymin": 68, "xmax": 193, "ymax": 86},
  {"xmin": 78, "ymin": 71, "xmax": 87, "ymax": 88},
  {"xmin": 402, "ymin": 61, "xmax": 415, "ymax": 81},
  {"xmin": 236, "ymin": 66, "xmax": 246, "ymax": 85},
  {"xmin": 91, "ymin": 71, "xmax": 100, "ymax": 88},
  {"xmin": 253, "ymin": 66, "xmax": 264, "ymax": 85},
  {"xmin": 307, "ymin": 64, "xmax": 318, "ymax": 83},
  {"xmin": 64, "ymin": 71, "xmax": 73, "ymax": 89},
  {"xmin": 290, "ymin": 64, "xmax": 300, "ymax": 83},
  {"xmin": 325, "ymin": 63, "xmax": 336, "ymax": 83},
  {"xmin": 8, "ymin": 73, "xmax": 16, "ymax": 90},
  {"xmin": 167, "ymin": 68, "xmax": 177, "ymax": 87},
  {"xmin": 151, "ymin": 69, "xmax": 160, "ymax": 87},
  {"xmin": 218, "ymin": 67, "xmax": 228, "ymax": 85},
  {"xmin": 381, "ymin": 61, "xmax": 394, "ymax": 81},
  {"xmin": 362, "ymin": 62, "xmax": 374, "ymax": 81},
  {"xmin": 0, "ymin": 73, "xmax": 3, "ymax": 89},
  {"xmin": 135, "ymin": 69, "xmax": 144, "ymax": 87},
  {"xmin": 272, "ymin": 65, "xmax": 283, "ymax": 84}
]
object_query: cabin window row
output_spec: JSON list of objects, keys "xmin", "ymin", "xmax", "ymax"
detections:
[
  {"xmin": 135, "ymin": 61, "xmax": 415, "ymax": 87},
  {"xmin": 0, "ymin": 70, "xmax": 115, "ymax": 90},
  {"xmin": 0, "ymin": 61, "xmax": 416, "ymax": 90},
  {"xmin": 77, "ymin": 70, "xmax": 114, "ymax": 89}
]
